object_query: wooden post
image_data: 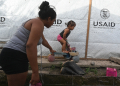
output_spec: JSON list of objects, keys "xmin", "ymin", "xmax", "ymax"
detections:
[{"xmin": 85, "ymin": 0, "xmax": 92, "ymax": 59}]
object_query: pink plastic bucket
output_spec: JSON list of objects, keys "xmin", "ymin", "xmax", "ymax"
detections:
[
  {"xmin": 29, "ymin": 81, "xmax": 42, "ymax": 86},
  {"xmin": 106, "ymin": 67, "xmax": 117, "ymax": 77}
]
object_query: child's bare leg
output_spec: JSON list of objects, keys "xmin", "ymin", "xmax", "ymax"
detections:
[
  {"xmin": 59, "ymin": 39, "xmax": 69, "ymax": 53},
  {"xmin": 62, "ymin": 41, "xmax": 69, "ymax": 53}
]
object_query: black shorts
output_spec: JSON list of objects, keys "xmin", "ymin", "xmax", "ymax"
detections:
[{"xmin": 0, "ymin": 48, "xmax": 29, "ymax": 74}]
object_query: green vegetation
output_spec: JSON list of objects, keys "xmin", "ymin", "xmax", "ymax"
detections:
[
  {"xmin": 85, "ymin": 67, "xmax": 98, "ymax": 74},
  {"xmin": 51, "ymin": 65, "xmax": 55, "ymax": 70},
  {"xmin": 59, "ymin": 62, "xmax": 63, "ymax": 68}
]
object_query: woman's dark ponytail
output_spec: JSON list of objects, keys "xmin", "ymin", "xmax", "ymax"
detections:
[
  {"xmin": 38, "ymin": 1, "xmax": 56, "ymax": 20},
  {"xmin": 39, "ymin": 1, "xmax": 50, "ymax": 10}
]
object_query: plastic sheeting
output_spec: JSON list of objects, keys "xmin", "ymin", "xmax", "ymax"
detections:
[
  {"xmin": 0, "ymin": 0, "xmax": 89, "ymax": 58},
  {"xmin": 88, "ymin": 0, "xmax": 120, "ymax": 58},
  {"xmin": 0, "ymin": 0, "xmax": 120, "ymax": 59}
]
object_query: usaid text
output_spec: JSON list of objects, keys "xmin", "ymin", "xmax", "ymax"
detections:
[
  {"xmin": 93, "ymin": 21, "xmax": 115, "ymax": 27},
  {"xmin": 0, "ymin": 17, "xmax": 5, "ymax": 22},
  {"xmin": 54, "ymin": 19, "xmax": 62, "ymax": 24}
]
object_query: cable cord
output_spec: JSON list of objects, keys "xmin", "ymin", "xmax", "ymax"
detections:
[{"xmin": 40, "ymin": 44, "xmax": 44, "ymax": 84}]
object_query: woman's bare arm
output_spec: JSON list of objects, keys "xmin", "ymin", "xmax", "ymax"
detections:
[
  {"xmin": 42, "ymin": 34, "xmax": 52, "ymax": 50},
  {"xmin": 26, "ymin": 19, "xmax": 44, "ymax": 84},
  {"xmin": 42, "ymin": 33, "xmax": 56, "ymax": 54}
]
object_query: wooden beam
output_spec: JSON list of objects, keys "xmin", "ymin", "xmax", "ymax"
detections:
[
  {"xmin": 85, "ymin": 0, "xmax": 92, "ymax": 59},
  {"xmin": 80, "ymin": 58, "xmax": 109, "ymax": 61},
  {"xmin": 39, "ymin": 56, "xmax": 109, "ymax": 61}
]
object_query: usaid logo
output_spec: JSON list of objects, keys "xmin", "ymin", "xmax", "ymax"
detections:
[
  {"xmin": 0, "ymin": 17, "xmax": 6, "ymax": 25},
  {"xmin": 0, "ymin": 17, "xmax": 5, "ymax": 22},
  {"xmin": 53, "ymin": 19, "xmax": 62, "ymax": 26},
  {"xmin": 93, "ymin": 9, "xmax": 116, "ymax": 29},
  {"xmin": 100, "ymin": 9, "xmax": 110, "ymax": 19}
]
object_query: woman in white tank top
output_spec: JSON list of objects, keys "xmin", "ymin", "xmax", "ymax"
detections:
[{"xmin": 0, "ymin": 1, "xmax": 56, "ymax": 86}]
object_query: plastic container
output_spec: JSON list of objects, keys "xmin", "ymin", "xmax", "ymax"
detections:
[
  {"xmin": 71, "ymin": 47, "xmax": 76, "ymax": 52},
  {"xmin": 48, "ymin": 54, "xmax": 55, "ymax": 62},
  {"xmin": 106, "ymin": 67, "xmax": 117, "ymax": 77},
  {"xmin": 29, "ymin": 82, "xmax": 42, "ymax": 86}
]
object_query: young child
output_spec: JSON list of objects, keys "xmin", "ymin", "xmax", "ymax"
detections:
[{"xmin": 57, "ymin": 20, "xmax": 76, "ymax": 53}]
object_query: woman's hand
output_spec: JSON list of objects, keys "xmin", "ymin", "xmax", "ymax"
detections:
[
  {"xmin": 50, "ymin": 49, "xmax": 56, "ymax": 55},
  {"xmin": 30, "ymin": 72, "xmax": 40, "ymax": 85}
]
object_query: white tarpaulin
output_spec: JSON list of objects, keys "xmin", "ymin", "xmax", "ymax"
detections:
[
  {"xmin": 88, "ymin": 0, "xmax": 120, "ymax": 58},
  {"xmin": 0, "ymin": 0, "xmax": 120, "ymax": 59}
]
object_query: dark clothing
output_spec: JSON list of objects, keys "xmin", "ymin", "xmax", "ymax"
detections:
[
  {"xmin": 60, "ymin": 28, "xmax": 71, "ymax": 38},
  {"xmin": 0, "ymin": 19, "xmax": 42, "ymax": 75},
  {"xmin": 0, "ymin": 48, "xmax": 29, "ymax": 74}
]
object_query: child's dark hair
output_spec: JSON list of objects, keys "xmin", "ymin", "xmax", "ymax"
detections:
[
  {"xmin": 66, "ymin": 20, "xmax": 76, "ymax": 27},
  {"xmin": 38, "ymin": 1, "xmax": 56, "ymax": 20}
]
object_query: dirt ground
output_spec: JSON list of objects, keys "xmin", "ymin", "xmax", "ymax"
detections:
[
  {"xmin": 39, "ymin": 66, "xmax": 120, "ymax": 77},
  {"xmin": 36, "ymin": 57, "xmax": 120, "ymax": 77}
]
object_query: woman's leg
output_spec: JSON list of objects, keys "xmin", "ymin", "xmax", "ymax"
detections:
[
  {"xmin": 0, "ymin": 48, "xmax": 29, "ymax": 86},
  {"xmin": 59, "ymin": 39, "xmax": 69, "ymax": 53},
  {"xmin": 7, "ymin": 71, "xmax": 28, "ymax": 86}
]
